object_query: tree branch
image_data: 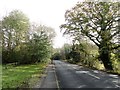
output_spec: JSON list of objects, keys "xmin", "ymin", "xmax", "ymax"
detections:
[
  {"xmin": 111, "ymin": 44, "xmax": 120, "ymax": 50},
  {"xmin": 109, "ymin": 30, "xmax": 120, "ymax": 39},
  {"xmin": 86, "ymin": 33, "xmax": 100, "ymax": 47}
]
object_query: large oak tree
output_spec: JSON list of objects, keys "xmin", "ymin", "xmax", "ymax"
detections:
[{"xmin": 60, "ymin": 2, "xmax": 120, "ymax": 70}]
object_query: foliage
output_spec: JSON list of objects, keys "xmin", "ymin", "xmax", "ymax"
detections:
[
  {"xmin": 1, "ymin": 10, "xmax": 55, "ymax": 64},
  {"xmin": 0, "ymin": 65, "xmax": 1, "ymax": 90},
  {"xmin": 51, "ymin": 52, "xmax": 62, "ymax": 60},
  {"xmin": 60, "ymin": 2, "xmax": 120, "ymax": 70}
]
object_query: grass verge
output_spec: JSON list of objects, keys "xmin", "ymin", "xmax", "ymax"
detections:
[
  {"xmin": 2, "ymin": 60, "xmax": 50, "ymax": 88},
  {"xmin": 0, "ymin": 64, "xmax": 2, "ymax": 89}
]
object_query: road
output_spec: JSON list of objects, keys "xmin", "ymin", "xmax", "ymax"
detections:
[{"xmin": 38, "ymin": 60, "xmax": 120, "ymax": 89}]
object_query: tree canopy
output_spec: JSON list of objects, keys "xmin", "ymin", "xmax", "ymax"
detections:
[
  {"xmin": 1, "ymin": 10, "xmax": 56, "ymax": 64},
  {"xmin": 60, "ymin": 2, "xmax": 120, "ymax": 70}
]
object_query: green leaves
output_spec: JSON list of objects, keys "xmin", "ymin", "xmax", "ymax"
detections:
[
  {"xmin": 61, "ymin": 1, "xmax": 119, "ymax": 47},
  {"xmin": 60, "ymin": 2, "xmax": 120, "ymax": 70},
  {"xmin": 2, "ymin": 10, "xmax": 29, "ymax": 31},
  {"xmin": 2, "ymin": 10, "xmax": 55, "ymax": 64}
]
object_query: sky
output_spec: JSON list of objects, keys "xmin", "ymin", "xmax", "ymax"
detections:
[{"xmin": 0, "ymin": 0, "xmax": 83, "ymax": 48}]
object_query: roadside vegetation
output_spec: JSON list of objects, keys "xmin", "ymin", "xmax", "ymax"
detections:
[
  {"xmin": 52, "ymin": 1, "xmax": 120, "ymax": 74},
  {"xmin": 0, "ymin": 64, "xmax": 2, "ymax": 89},
  {"xmin": 1, "ymin": 10, "xmax": 55, "ymax": 88},
  {"xmin": 2, "ymin": 61, "xmax": 50, "ymax": 88},
  {"xmin": 1, "ymin": 1, "xmax": 120, "ymax": 89}
]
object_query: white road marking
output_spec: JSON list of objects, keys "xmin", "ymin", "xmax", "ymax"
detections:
[
  {"xmin": 76, "ymin": 71, "xmax": 89, "ymax": 74},
  {"xmin": 67, "ymin": 64, "xmax": 71, "ymax": 66},
  {"xmin": 54, "ymin": 65, "xmax": 60, "ymax": 89},
  {"xmin": 112, "ymin": 80, "xmax": 118, "ymax": 83},
  {"xmin": 76, "ymin": 70, "xmax": 100, "ymax": 81},
  {"xmin": 87, "ymin": 73, "xmax": 100, "ymax": 79},
  {"xmin": 72, "ymin": 65, "xmax": 78, "ymax": 67},
  {"xmin": 115, "ymin": 85, "xmax": 120, "ymax": 88},
  {"xmin": 109, "ymin": 74, "xmax": 118, "ymax": 78},
  {"xmin": 78, "ymin": 85, "xmax": 86, "ymax": 88},
  {"xmin": 93, "ymin": 70, "xmax": 99, "ymax": 73},
  {"xmin": 73, "ymin": 67, "xmax": 77, "ymax": 69}
]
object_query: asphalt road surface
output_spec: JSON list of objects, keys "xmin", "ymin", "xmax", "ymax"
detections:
[{"xmin": 39, "ymin": 60, "xmax": 120, "ymax": 89}]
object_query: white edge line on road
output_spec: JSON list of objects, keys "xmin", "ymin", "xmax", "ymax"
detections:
[
  {"xmin": 54, "ymin": 65, "xmax": 60, "ymax": 89},
  {"xmin": 87, "ymin": 73, "xmax": 100, "ymax": 80}
]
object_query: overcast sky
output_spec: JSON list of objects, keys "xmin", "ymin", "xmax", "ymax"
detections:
[{"xmin": 0, "ymin": 0, "xmax": 84, "ymax": 48}]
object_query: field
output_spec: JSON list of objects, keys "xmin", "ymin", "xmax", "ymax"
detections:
[{"xmin": 2, "ymin": 62, "xmax": 49, "ymax": 88}]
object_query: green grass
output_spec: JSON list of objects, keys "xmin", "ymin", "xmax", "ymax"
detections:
[
  {"xmin": 2, "ymin": 61, "xmax": 49, "ymax": 88},
  {"xmin": 0, "ymin": 64, "xmax": 2, "ymax": 89}
]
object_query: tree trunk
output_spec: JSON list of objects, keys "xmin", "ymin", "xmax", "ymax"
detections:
[{"xmin": 99, "ymin": 47, "xmax": 113, "ymax": 70}]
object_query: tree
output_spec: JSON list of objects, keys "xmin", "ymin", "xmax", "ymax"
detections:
[
  {"xmin": 60, "ymin": 2, "xmax": 120, "ymax": 70},
  {"xmin": 17, "ymin": 24, "xmax": 55, "ymax": 64},
  {"xmin": 2, "ymin": 10, "xmax": 29, "ymax": 47},
  {"xmin": 1, "ymin": 10, "xmax": 30, "ymax": 63},
  {"xmin": 63, "ymin": 43, "xmax": 72, "ymax": 60},
  {"xmin": 1, "ymin": 10, "xmax": 55, "ymax": 64}
]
